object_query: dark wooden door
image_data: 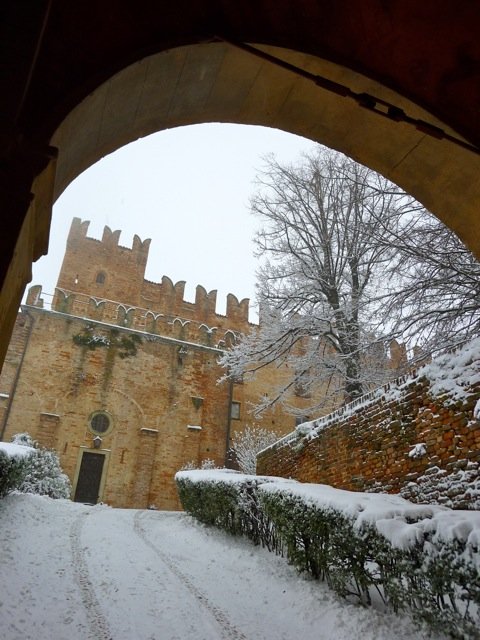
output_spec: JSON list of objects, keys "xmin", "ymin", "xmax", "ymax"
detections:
[{"xmin": 74, "ymin": 452, "xmax": 105, "ymax": 504}]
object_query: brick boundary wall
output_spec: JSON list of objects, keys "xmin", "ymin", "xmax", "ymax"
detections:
[{"xmin": 257, "ymin": 369, "xmax": 480, "ymax": 509}]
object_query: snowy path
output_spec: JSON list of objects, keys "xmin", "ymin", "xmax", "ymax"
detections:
[{"xmin": 0, "ymin": 494, "xmax": 441, "ymax": 640}]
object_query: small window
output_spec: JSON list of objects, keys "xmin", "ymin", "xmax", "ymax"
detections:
[
  {"xmin": 96, "ymin": 271, "xmax": 106, "ymax": 284},
  {"xmin": 89, "ymin": 411, "xmax": 112, "ymax": 435},
  {"xmin": 231, "ymin": 401, "xmax": 241, "ymax": 420},
  {"xmin": 294, "ymin": 373, "xmax": 311, "ymax": 398}
]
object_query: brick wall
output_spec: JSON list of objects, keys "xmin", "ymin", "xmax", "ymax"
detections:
[
  {"xmin": 257, "ymin": 348, "xmax": 480, "ymax": 509},
  {"xmin": 52, "ymin": 217, "xmax": 250, "ymax": 332},
  {"xmin": 3, "ymin": 216, "xmax": 449, "ymax": 509},
  {"xmin": 0, "ymin": 311, "xmax": 32, "ymax": 435},
  {"xmin": 0, "ymin": 308, "xmax": 235, "ymax": 509}
]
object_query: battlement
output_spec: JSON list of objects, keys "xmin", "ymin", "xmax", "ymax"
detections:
[
  {"xmin": 29, "ymin": 285, "xmax": 247, "ymax": 350},
  {"xmin": 53, "ymin": 217, "xmax": 252, "ymax": 332},
  {"xmin": 67, "ymin": 217, "xmax": 151, "ymax": 255}
]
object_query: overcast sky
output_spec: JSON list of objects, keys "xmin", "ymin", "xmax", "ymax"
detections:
[{"xmin": 32, "ymin": 123, "xmax": 317, "ymax": 320}]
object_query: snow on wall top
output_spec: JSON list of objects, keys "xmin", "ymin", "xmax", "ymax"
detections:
[
  {"xmin": 417, "ymin": 337, "xmax": 480, "ymax": 402},
  {"xmin": 260, "ymin": 337, "xmax": 480, "ymax": 455}
]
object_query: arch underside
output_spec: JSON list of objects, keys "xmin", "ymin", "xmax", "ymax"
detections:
[
  {"xmin": 51, "ymin": 42, "xmax": 480, "ymax": 255},
  {"xmin": 2, "ymin": 1, "xmax": 480, "ymax": 368}
]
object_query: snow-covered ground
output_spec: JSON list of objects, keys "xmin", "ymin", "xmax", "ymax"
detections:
[{"xmin": 0, "ymin": 493, "xmax": 444, "ymax": 640}]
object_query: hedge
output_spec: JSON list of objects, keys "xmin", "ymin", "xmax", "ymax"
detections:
[
  {"xmin": 0, "ymin": 435, "xmax": 71, "ymax": 500},
  {"xmin": 0, "ymin": 449, "xmax": 28, "ymax": 498},
  {"xmin": 175, "ymin": 470, "xmax": 480, "ymax": 639}
]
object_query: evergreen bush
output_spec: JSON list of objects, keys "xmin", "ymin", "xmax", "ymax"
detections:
[
  {"xmin": 176, "ymin": 472, "xmax": 241, "ymax": 533},
  {"xmin": 175, "ymin": 470, "xmax": 480, "ymax": 639},
  {"xmin": 10, "ymin": 433, "xmax": 71, "ymax": 499},
  {"xmin": 0, "ymin": 449, "xmax": 28, "ymax": 498}
]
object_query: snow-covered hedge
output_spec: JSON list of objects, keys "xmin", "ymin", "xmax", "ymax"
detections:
[
  {"xmin": 175, "ymin": 470, "xmax": 480, "ymax": 639},
  {"xmin": 0, "ymin": 442, "xmax": 34, "ymax": 497},
  {"xmin": 175, "ymin": 469, "xmax": 281, "ymax": 549},
  {"xmin": 0, "ymin": 434, "xmax": 71, "ymax": 500}
]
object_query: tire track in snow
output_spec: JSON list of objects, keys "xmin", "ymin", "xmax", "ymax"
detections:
[
  {"xmin": 133, "ymin": 510, "xmax": 248, "ymax": 640},
  {"xmin": 70, "ymin": 511, "xmax": 113, "ymax": 640}
]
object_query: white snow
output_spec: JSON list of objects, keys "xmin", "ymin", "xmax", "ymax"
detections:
[
  {"xmin": 418, "ymin": 337, "xmax": 480, "ymax": 403},
  {"xmin": 0, "ymin": 441, "xmax": 34, "ymax": 458},
  {"xmin": 176, "ymin": 469, "xmax": 294, "ymax": 486},
  {"xmin": 263, "ymin": 337, "xmax": 480, "ymax": 452},
  {"xmin": 474, "ymin": 398, "xmax": 480, "ymax": 420},
  {"xmin": 408, "ymin": 442, "xmax": 427, "ymax": 459},
  {"xmin": 0, "ymin": 492, "xmax": 443, "ymax": 640},
  {"xmin": 180, "ymin": 470, "xmax": 480, "ymax": 559}
]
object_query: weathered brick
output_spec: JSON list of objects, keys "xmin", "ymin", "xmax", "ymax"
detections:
[
  {"xmin": 1, "ymin": 219, "xmax": 326, "ymax": 509},
  {"xmin": 258, "ymin": 355, "xmax": 480, "ymax": 507}
]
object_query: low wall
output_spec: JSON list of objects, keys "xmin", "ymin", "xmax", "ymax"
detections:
[{"xmin": 257, "ymin": 341, "xmax": 480, "ymax": 509}]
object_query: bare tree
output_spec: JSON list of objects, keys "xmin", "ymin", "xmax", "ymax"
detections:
[
  {"xmin": 230, "ymin": 425, "xmax": 281, "ymax": 474},
  {"xmin": 377, "ymin": 208, "xmax": 480, "ymax": 351},
  {"xmin": 221, "ymin": 148, "xmax": 413, "ymax": 415}
]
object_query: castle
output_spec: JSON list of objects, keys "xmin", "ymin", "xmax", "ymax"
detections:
[{"xmin": 0, "ymin": 218, "xmax": 314, "ymax": 509}]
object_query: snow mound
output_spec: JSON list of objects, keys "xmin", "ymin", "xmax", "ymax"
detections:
[
  {"xmin": 417, "ymin": 337, "xmax": 480, "ymax": 402},
  {"xmin": 0, "ymin": 441, "xmax": 34, "ymax": 459}
]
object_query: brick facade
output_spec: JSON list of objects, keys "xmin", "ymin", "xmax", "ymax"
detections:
[
  {"xmin": 0, "ymin": 218, "xmax": 314, "ymax": 509},
  {"xmin": 257, "ymin": 361, "xmax": 480, "ymax": 509}
]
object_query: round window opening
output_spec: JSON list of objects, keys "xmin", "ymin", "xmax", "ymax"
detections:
[{"xmin": 90, "ymin": 412, "xmax": 112, "ymax": 435}]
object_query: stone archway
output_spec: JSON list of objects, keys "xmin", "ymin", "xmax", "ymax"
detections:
[
  {"xmin": 50, "ymin": 40, "xmax": 480, "ymax": 248},
  {"xmin": 2, "ymin": 2, "xmax": 480, "ymax": 366}
]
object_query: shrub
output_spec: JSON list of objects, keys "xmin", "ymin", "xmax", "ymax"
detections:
[
  {"xmin": 175, "ymin": 470, "xmax": 480, "ymax": 639},
  {"xmin": 175, "ymin": 469, "xmax": 281, "ymax": 550},
  {"xmin": 0, "ymin": 449, "xmax": 28, "ymax": 498},
  {"xmin": 176, "ymin": 469, "xmax": 245, "ymax": 534},
  {"xmin": 229, "ymin": 425, "xmax": 280, "ymax": 474},
  {"xmin": 11, "ymin": 433, "xmax": 71, "ymax": 499},
  {"xmin": 258, "ymin": 489, "xmax": 378, "ymax": 600}
]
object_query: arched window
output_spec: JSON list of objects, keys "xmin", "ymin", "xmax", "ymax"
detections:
[{"xmin": 96, "ymin": 271, "xmax": 106, "ymax": 284}]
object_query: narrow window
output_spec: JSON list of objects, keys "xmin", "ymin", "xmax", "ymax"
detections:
[
  {"xmin": 231, "ymin": 401, "xmax": 241, "ymax": 420},
  {"xmin": 96, "ymin": 271, "xmax": 106, "ymax": 284}
]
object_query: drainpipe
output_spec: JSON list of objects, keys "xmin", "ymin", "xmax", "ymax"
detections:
[
  {"xmin": 1, "ymin": 307, "xmax": 35, "ymax": 440},
  {"xmin": 224, "ymin": 377, "xmax": 234, "ymax": 468}
]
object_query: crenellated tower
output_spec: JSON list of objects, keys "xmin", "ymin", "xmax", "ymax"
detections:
[
  {"xmin": 49, "ymin": 218, "xmax": 251, "ymax": 344},
  {"xmin": 55, "ymin": 217, "xmax": 151, "ymax": 307}
]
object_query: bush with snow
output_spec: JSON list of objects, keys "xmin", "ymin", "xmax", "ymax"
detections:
[
  {"xmin": 0, "ymin": 450, "xmax": 27, "ymax": 498},
  {"xmin": 176, "ymin": 469, "xmax": 480, "ymax": 639},
  {"xmin": 10, "ymin": 433, "xmax": 71, "ymax": 499},
  {"xmin": 175, "ymin": 469, "xmax": 282, "ymax": 548},
  {"xmin": 176, "ymin": 469, "xmax": 244, "ymax": 533},
  {"xmin": 0, "ymin": 440, "xmax": 35, "ymax": 497},
  {"xmin": 229, "ymin": 425, "xmax": 281, "ymax": 474}
]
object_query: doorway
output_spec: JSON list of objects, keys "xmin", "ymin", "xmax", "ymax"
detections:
[{"xmin": 74, "ymin": 451, "xmax": 107, "ymax": 504}]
